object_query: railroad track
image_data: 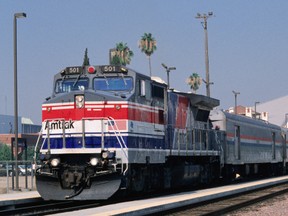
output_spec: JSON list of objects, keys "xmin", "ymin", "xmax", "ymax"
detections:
[
  {"xmin": 0, "ymin": 200, "xmax": 102, "ymax": 216},
  {"xmin": 162, "ymin": 182, "xmax": 288, "ymax": 216}
]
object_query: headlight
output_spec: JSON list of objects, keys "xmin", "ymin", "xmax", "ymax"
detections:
[
  {"xmin": 90, "ymin": 157, "xmax": 99, "ymax": 166},
  {"xmin": 75, "ymin": 95, "xmax": 84, "ymax": 108},
  {"xmin": 50, "ymin": 158, "xmax": 60, "ymax": 167}
]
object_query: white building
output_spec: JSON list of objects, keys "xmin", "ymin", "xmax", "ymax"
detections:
[{"xmin": 255, "ymin": 95, "xmax": 288, "ymax": 128}]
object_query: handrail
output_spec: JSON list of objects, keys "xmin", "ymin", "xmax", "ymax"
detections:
[
  {"xmin": 107, "ymin": 117, "xmax": 128, "ymax": 149},
  {"xmin": 107, "ymin": 116, "xmax": 129, "ymax": 175},
  {"xmin": 81, "ymin": 116, "xmax": 129, "ymax": 175},
  {"xmin": 35, "ymin": 117, "xmax": 129, "ymax": 175},
  {"xmin": 214, "ymin": 130, "xmax": 224, "ymax": 168},
  {"xmin": 33, "ymin": 126, "xmax": 43, "ymax": 166}
]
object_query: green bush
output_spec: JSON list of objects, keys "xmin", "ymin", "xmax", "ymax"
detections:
[
  {"xmin": 0, "ymin": 143, "xmax": 12, "ymax": 161},
  {"xmin": 0, "ymin": 143, "xmax": 35, "ymax": 161}
]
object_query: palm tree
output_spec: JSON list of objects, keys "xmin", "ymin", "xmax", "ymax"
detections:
[
  {"xmin": 111, "ymin": 42, "xmax": 134, "ymax": 66},
  {"xmin": 186, "ymin": 73, "xmax": 202, "ymax": 93},
  {"xmin": 138, "ymin": 33, "xmax": 157, "ymax": 77}
]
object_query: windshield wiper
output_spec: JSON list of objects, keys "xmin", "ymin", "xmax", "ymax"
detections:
[
  {"xmin": 102, "ymin": 73, "xmax": 109, "ymax": 87},
  {"xmin": 120, "ymin": 73, "xmax": 127, "ymax": 86},
  {"xmin": 72, "ymin": 74, "xmax": 81, "ymax": 88},
  {"xmin": 62, "ymin": 74, "xmax": 66, "ymax": 81}
]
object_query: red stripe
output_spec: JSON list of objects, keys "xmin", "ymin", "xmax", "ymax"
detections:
[
  {"xmin": 108, "ymin": 120, "xmax": 127, "ymax": 130},
  {"xmin": 42, "ymin": 102, "xmax": 164, "ymax": 124},
  {"xmin": 226, "ymin": 132, "xmax": 281, "ymax": 143}
]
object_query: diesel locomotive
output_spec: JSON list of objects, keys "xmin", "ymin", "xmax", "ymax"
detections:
[{"xmin": 34, "ymin": 64, "xmax": 288, "ymax": 200}]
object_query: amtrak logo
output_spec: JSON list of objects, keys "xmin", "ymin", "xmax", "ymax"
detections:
[{"xmin": 44, "ymin": 120, "xmax": 75, "ymax": 130}]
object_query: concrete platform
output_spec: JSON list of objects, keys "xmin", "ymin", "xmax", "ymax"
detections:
[
  {"xmin": 0, "ymin": 191, "xmax": 41, "ymax": 206},
  {"xmin": 53, "ymin": 176, "xmax": 288, "ymax": 216}
]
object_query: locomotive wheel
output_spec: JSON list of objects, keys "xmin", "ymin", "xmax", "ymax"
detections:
[
  {"xmin": 223, "ymin": 165, "xmax": 236, "ymax": 183},
  {"xmin": 131, "ymin": 167, "xmax": 146, "ymax": 192}
]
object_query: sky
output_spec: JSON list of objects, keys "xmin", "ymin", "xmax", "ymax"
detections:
[{"xmin": 1, "ymin": 0, "xmax": 288, "ymax": 124}]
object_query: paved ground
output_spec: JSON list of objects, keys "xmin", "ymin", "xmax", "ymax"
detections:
[
  {"xmin": 228, "ymin": 193, "xmax": 288, "ymax": 216},
  {"xmin": 0, "ymin": 176, "xmax": 36, "ymax": 194}
]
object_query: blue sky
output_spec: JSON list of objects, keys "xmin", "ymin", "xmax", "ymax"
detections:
[{"xmin": 1, "ymin": 1, "xmax": 288, "ymax": 124}]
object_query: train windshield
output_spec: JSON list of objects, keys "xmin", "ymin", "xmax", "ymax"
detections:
[
  {"xmin": 55, "ymin": 78, "xmax": 89, "ymax": 93},
  {"xmin": 94, "ymin": 77, "xmax": 133, "ymax": 92}
]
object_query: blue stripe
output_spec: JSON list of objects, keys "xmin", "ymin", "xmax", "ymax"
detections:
[
  {"xmin": 42, "ymin": 135, "xmax": 166, "ymax": 150},
  {"xmin": 226, "ymin": 140, "xmax": 282, "ymax": 149}
]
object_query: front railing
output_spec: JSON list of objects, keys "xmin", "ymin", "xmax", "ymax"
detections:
[{"xmin": 34, "ymin": 117, "xmax": 128, "ymax": 174}]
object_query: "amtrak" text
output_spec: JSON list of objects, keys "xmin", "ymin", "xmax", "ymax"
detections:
[{"xmin": 44, "ymin": 120, "xmax": 75, "ymax": 130}]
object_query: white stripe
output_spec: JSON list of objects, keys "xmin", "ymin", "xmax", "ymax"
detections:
[
  {"xmin": 42, "ymin": 102, "xmax": 74, "ymax": 107},
  {"xmin": 85, "ymin": 105, "xmax": 104, "ymax": 108},
  {"xmin": 107, "ymin": 101, "xmax": 162, "ymax": 111},
  {"xmin": 105, "ymin": 105, "xmax": 114, "ymax": 108},
  {"xmin": 40, "ymin": 148, "xmax": 118, "ymax": 154},
  {"xmin": 43, "ymin": 101, "xmax": 163, "ymax": 112},
  {"xmin": 85, "ymin": 101, "xmax": 105, "ymax": 105},
  {"xmin": 107, "ymin": 101, "xmax": 128, "ymax": 105},
  {"xmin": 52, "ymin": 106, "xmax": 74, "ymax": 110},
  {"xmin": 93, "ymin": 109, "xmax": 102, "ymax": 111}
]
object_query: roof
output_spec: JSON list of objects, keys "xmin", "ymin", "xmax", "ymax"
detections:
[
  {"xmin": 21, "ymin": 117, "xmax": 34, "ymax": 125},
  {"xmin": 179, "ymin": 92, "xmax": 220, "ymax": 110}
]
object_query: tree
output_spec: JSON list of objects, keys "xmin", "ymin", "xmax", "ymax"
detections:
[
  {"xmin": 138, "ymin": 33, "xmax": 157, "ymax": 77},
  {"xmin": 82, "ymin": 48, "xmax": 90, "ymax": 66},
  {"xmin": 27, "ymin": 146, "xmax": 35, "ymax": 161},
  {"xmin": 0, "ymin": 144, "xmax": 12, "ymax": 161},
  {"xmin": 111, "ymin": 42, "xmax": 134, "ymax": 66},
  {"xmin": 186, "ymin": 73, "xmax": 202, "ymax": 93}
]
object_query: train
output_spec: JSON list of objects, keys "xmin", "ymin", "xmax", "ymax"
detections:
[{"xmin": 34, "ymin": 64, "xmax": 288, "ymax": 200}]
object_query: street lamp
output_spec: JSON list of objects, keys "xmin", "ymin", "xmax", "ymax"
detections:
[
  {"xmin": 161, "ymin": 63, "xmax": 176, "ymax": 90},
  {"xmin": 254, "ymin": 101, "xmax": 260, "ymax": 119},
  {"xmin": 285, "ymin": 113, "xmax": 288, "ymax": 128},
  {"xmin": 14, "ymin": 12, "xmax": 26, "ymax": 190},
  {"xmin": 196, "ymin": 12, "xmax": 214, "ymax": 97},
  {"xmin": 232, "ymin": 90, "xmax": 240, "ymax": 114},
  {"xmin": 161, "ymin": 63, "xmax": 175, "ymax": 153}
]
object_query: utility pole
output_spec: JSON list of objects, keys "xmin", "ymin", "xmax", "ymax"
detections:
[{"xmin": 195, "ymin": 12, "xmax": 214, "ymax": 97}]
